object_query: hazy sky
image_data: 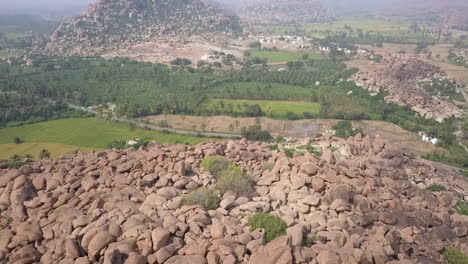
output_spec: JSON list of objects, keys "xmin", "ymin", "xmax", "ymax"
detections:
[{"xmin": 0, "ymin": 0, "xmax": 93, "ymax": 16}]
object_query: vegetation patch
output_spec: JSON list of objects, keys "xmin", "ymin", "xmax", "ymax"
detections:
[
  {"xmin": 442, "ymin": 247, "xmax": 468, "ymax": 264},
  {"xmin": 332, "ymin": 120, "xmax": 364, "ymax": 139},
  {"xmin": 203, "ymin": 99, "xmax": 320, "ymax": 119},
  {"xmin": 454, "ymin": 201, "xmax": 468, "ymax": 216},
  {"xmin": 0, "ymin": 118, "xmax": 213, "ymax": 150},
  {"xmin": 241, "ymin": 125, "xmax": 272, "ymax": 142},
  {"xmin": 216, "ymin": 164, "xmax": 255, "ymax": 197},
  {"xmin": 200, "ymin": 155, "xmax": 231, "ymax": 178},
  {"xmin": 182, "ymin": 188, "xmax": 220, "ymax": 210},
  {"xmin": 248, "ymin": 213, "xmax": 287, "ymax": 242},
  {"xmin": 249, "ymin": 50, "xmax": 324, "ymax": 63},
  {"xmin": 425, "ymin": 184, "xmax": 447, "ymax": 192},
  {"xmin": 0, "ymin": 142, "xmax": 93, "ymax": 160}
]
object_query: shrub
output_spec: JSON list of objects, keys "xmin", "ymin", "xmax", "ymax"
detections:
[
  {"xmin": 332, "ymin": 120, "xmax": 363, "ymax": 139},
  {"xmin": 183, "ymin": 188, "xmax": 220, "ymax": 210},
  {"xmin": 425, "ymin": 184, "xmax": 447, "ymax": 192},
  {"xmin": 442, "ymin": 247, "xmax": 468, "ymax": 264},
  {"xmin": 39, "ymin": 149, "xmax": 51, "ymax": 159},
  {"xmin": 248, "ymin": 213, "xmax": 287, "ymax": 242},
  {"xmin": 454, "ymin": 201, "xmax": 468, "ymax": 216},
  {"xmin": 200, "ymin": 156, "xmax": 231, "ymax": 178},
  {"xmin": 284, "ymin": 148, "xmax": 295, "ymax": 158},
  {"xmin": 13, "ymin": 137, "xmax": 23, "ymax": 144},
  {"xmin": 241, "ymin": 125, "xmax": 272, "ymax": 142},
  {"xmin": 216, "ymin": 164, "xmax": 255, "ymax": 197}
]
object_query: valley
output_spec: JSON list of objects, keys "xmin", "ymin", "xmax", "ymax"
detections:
[{"xmin": 1, "ymin": 0, "xmax": 468, "ymax": 263}]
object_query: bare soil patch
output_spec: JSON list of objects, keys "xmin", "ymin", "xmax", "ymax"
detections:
[{"xmin": 141, "ymin": 115, "xmax": 436, "ymax": 155}]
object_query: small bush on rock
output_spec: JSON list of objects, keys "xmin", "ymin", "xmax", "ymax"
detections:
[
  {"xmin": 200, "ymin": 155, "xmax": 231, "ymax": 178},
  {"xmin": 426, "ymin": 184, "xmax": 447, "ymax": 192},
  {"xmin": 216, "ymin": 164, "xmax": 255, "ymax": 197},
  {"xmin": 442, "ymin": 247, "xmax": 468, "ymax": 264},
  {"xmin": 248, "ymin": 213, "xmax": 287, "ymax": 242},
  {"xmin": 454, "ymin": 201, "xmax": 468, "ymax": 216},
  {"xmin": 183, "ymin": 188, "xmax": 220, "ymax": 210}
]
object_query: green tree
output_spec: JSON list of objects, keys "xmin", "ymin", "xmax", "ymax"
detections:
[{"xmin": 13, "ymin": 137, "xmax": 23, "ymax": 144}]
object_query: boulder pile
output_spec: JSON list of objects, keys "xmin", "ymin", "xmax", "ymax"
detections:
[
  {"xmin": 352, "ymin": 55, "xmax": 462, "ymax": 121},
  {"xmin": 1, "ymin": 135, "xmax": 468, "ymax": 264}
]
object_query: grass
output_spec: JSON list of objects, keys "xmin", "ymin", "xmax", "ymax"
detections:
[
  {"xmin": 454, "ymin": 201, "xmax": 468, "ymax": 216},
  {"xmin": 425, "ymin": 184, "xmax": 447, "ymax": 192},
  {"xmin": 0, "ymin": 118, "xmax": 214, "ymax": 159},
  {"xmin": 442, "ymin": 247, "xmax": 468, "ymax": 264},
  {"xmin": 0, "ymin": 142, "xmax": 93, "ymax": 160},
  {"xmin": 249, "ymin": 50, "xmax": 325, "ymax": 63},
  {"xmin": 203, "ymin": 99, "xmax": 320, "ymax": 118},
  {"xmin": 0, "ymin": 50, "xmax": 10, "ymax": 58}
]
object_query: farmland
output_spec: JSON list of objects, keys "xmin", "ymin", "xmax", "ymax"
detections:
[
  {"xmin": 0, "ymin": 118, "xmax": 214, "ymax": 159},
  {"xmin": 203, "ymin": 99, "xmax": 320, "ymax": 119},
  {"xmin": 263, "ymin": 18, "xmax": 436, "ymax": 44},
  {"xmin": 249, "ymin": 50, "xmax": 325, "ymax": 63}
]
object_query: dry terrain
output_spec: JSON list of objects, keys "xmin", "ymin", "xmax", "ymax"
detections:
[
  {"xmin": 140, "ymin": 115, "xmax": 436, "ymax": 155},
  {"xmin": 102, "ymin": 36, "xmax": 247, "ymax": 64}
]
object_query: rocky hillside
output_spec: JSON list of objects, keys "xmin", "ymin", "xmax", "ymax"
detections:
[
  {"xmin": 238, "ymin": 0, "xmax": 334, "ymax": 25},
  {"xmin": 1, "ymin": 135, "xmax": 468, "ymax": 263},
  {"xmin": 44, "ymin": 0, "xmax": 244, "ymax": 55},
  {"xmin": 352, "ymin": 54, "xmax": 463, "ymax": 121},
  {"xmin": 381, "ymin": 0, "xmax": 468, "ymax": 27}
]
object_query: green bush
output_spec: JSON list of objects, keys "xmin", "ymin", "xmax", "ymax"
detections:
[
  {"xmin": 425, "ymin": 184, "xmax": 447, "ymax": 192},
  {"xmin": 454, "ymin": 201, "xmax": 468, "ymax": 216},
  {"xmin": 248, "ymin": 213, "xmax": 287, "ymax": 242},
  {"xmin": 442, "ymin": 247, "xmax": 468, "ymax": 264},
  {"xmin": 332, "ymin": 120, "xmax": 364, "ymax": 139},
  {"xmin": 200, "ymin": 156, "xmax": 231, "ymax": 178},
  {"xmin": 241, "ymin": 125, "xmax": 272, "ymax": 142},
  {"xmin": 183, "ymin": 188, "xmax": 220, "ymax": 210},
  {"xmin": 216, "ymin": 164, "xmax": 255, "ymax": 197}
]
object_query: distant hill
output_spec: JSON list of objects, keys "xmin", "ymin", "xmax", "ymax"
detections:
[
  {"xmin": 380, "ymin": 0, "xmax": 468, "ymax": 26},
  {"xmin": 238, "ymin": 0, "xmax": 335, "ymax": 25},
  {"xmin": 44, "ymin": 0, "xmax": 244, "ymax": 55}
]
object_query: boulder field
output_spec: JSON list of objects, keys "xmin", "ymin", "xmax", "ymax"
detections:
[{"xmin": 0, "ymin": 134, "xmax": 467, "ymax": 264}]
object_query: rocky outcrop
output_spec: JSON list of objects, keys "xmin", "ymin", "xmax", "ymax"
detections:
[
  {"xmin": 45, "ymin": 0, "xmax": 244, "ymax": 55},
  {"xmin": 0, "ymin": 135, "xmax": 467, "ymax": 263},
  {"xmin": 352, "ymin": 54, "xmax": 462, "ymax": 121},
  {"xmin": 238, "ymin": 0, "xmax": 334, "ymax": 25}
]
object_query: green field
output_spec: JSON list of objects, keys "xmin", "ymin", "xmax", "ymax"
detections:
[
  {"xmin": 0, "ymin": 50, "xmax": 9, "ymax": 58},
  {"xmin": 206, "ymin": 82, "xmax": 315, "ymax": 101},
  {"xmin": 263, "ymin": 18, "xmax": 436, "ymax": 44},
  {"xmin": 0, "ymin": 118, "xmax": 214, "ymax": 159},
  {"xmin": 249, "ymin": 50, "xmax": 325, "ymax": 63},
  {"xmin": 203, "ymin": 99, "xmax": 320, "ymax": 118}
]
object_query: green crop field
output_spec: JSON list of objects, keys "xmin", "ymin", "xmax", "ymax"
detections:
[
  {"xmin": 0, "ymin": 50, "xmax": 9, "ymax": 58},
  {"xmin": 203, "ymin": 99, "xmax": 320, "ymax": 118},
  {"xmin": 249, "ymin": 50, "xmax": 325, "ymax": 63},
  {"xmin": 0, "ymin": 118, "xmax": 214, "ymax": 159}
]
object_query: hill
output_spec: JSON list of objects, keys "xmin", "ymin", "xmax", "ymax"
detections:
[
  {"xmin": 0, "ymin": 135, "xmax": 467, "ymax": 263},
  {"xmin": 238, "ymin": 0, "xmax": 334, "ymax": 25},
  {"xmin": 44, "ymin": 0, "xmax": 244, "ymax": 55},
  {"xmin": 381, "ymin": 0, "xmax": 468, "ymax": 27}
]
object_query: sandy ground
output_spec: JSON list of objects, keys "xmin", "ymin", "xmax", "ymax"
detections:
[
  {"xmin": 140, "ymin": 115, "xmax": 436, "ymax": 155},
  {"xmin": 102, "ymin": 36, "xmax": 248, "ymax": 64}
]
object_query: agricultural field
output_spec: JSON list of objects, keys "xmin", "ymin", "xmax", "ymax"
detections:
[
  {"xmin": 0, "ymin": 118, "xmax": 213, "ymax": 159},
  {"xmin": 249, "ymin": 50, "xmax": 325, "ymax": 63},
  {"xmin": 203, "ymin": 99, "xmax": 320, "ymax": 118},
  {"xmin": 0, "ymin": 50, "xmax": 9, "ymax": 58},
  {"xmin": 263, "ymin": 18, "xmax": 436, "ymax": 44}
]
